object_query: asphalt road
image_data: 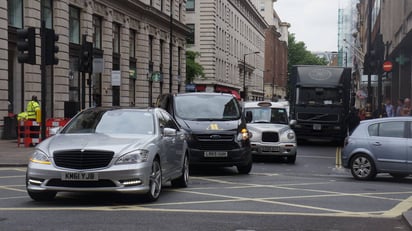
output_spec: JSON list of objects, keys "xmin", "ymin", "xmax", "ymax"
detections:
[{"xmin": 0, "ymin": 143, "xmax": 411, "ymax": 231}]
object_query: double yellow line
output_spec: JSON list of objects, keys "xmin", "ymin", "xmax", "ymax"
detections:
[{"xmin": 335, "ymin": 146, "xmax": 342, "ymax": 168}]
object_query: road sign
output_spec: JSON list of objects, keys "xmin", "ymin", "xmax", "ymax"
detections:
[{"xmin": 382, "ymin": 60, "xmax": 393, "ymax": 72}]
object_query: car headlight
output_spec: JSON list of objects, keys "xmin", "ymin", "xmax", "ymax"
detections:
[
  {"xmin": 30, "ymin": 150, "xmax": 51, "ymax": 165},
  {"xmin": 116, "ymin": 150, "xmax": 149, "ymax": 165},
  {"xmin": 287, "ymin": 131, "xmax": 295, "ymax": 140},
  {"xmin": 237, "ymin": 128, "xmax": 249, "ymax": 141}
]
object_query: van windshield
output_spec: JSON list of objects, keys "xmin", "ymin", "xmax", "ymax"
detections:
[{"xmin": 174, "ymin": 94, "xmax": 241, "ymax": 120}]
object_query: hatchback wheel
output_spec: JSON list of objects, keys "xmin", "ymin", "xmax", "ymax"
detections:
[
  {"xmin": 171, "ymin": 154, "xmax": 189, "ymax": 188},
  {"xmin": 145, "ymin": 159, "xmax": 162, "ymax": 202},
  {"xmin": 350, "ymin": 154, "xmax": 377, "ymax": 180}
]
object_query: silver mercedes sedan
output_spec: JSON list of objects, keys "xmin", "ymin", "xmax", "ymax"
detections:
[{"xmin": 26, "ymin": 107, "xmax": 189, "ymax": 202}]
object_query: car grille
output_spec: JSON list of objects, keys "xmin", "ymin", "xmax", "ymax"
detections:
[
  {"xmin": 192, "ymin": 134, "xmax": 239, "ymax": 150},
  {"xmin": 262, "ymin": 132, "xmax": 279, "ymax": 142},
  {"xmin": 53, "ymin": 150, "xmax": 114, "ymax": 169},
  {"xmin": 297, "ymin": 113, "xmax": 339, "ymax": 122},
  {"xmin": 46, "ymin": 179, "xmax": 116, "ymax": 187}
]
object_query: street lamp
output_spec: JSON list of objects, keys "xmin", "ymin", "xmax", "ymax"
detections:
[{"xmin": 243, "ymin": 51, "xmax": 260, "ymax": 100}]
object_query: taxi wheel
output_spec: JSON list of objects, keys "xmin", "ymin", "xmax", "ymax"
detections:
[
  {"xmin": 286, "ymin": 155, "xmax": 296, "ymax": 164},
  {"xmin": 171, "ymin": 154, "xmax": 189, "ymax": 188},
  {"xmin": 27, "ymin": 190, "xmax": 56, "ymax": 201},
  {"xmin": 145, "ymin": 159, "xmax": 162, "ymax": 202}
]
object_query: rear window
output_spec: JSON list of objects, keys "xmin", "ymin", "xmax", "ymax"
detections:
[{"xmin": 174, "ymin": 94, "xmax": 241, "ymax": 120}]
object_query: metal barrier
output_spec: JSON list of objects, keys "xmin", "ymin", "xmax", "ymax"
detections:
[{"xmin": 17, "ymin": 118, "xmax": 69, "ymax": 147}]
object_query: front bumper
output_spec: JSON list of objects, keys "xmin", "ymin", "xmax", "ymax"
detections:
[
  {"xmin": 188, "ymin": 147, "xmax": 252, "ymax": 167},
  {"xmin": 250, "ymin": 142, "xmax": 297, "ymax": 156},
  {"xmin": 26, "ymin": 161, "xmax": 152, "ymax": 194}
]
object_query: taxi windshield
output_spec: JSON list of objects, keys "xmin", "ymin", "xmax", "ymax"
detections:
[{"xmin": 246, "ymin": 107, "xmax": 288, "ymax": 124}]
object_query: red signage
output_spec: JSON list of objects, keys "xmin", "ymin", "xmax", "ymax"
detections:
[{"xmin": 382, "ymin": 60, "xmax": 393, "ymax": 72}]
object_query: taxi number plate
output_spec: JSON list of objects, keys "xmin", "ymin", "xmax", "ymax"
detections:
[
  {"xmin": 262, "ymin": 146, "xmax": 280, "ymax": 152},
  {"xmin": 62, "ymin": 172, "xmax": 98, "ymax": 181},
  {"xmin": 204, "ymin": 151, "xmax": 228, "ymax": 157},
  {"xmin": 313, "ymin": 124, "xmax": 322, "ymax": 131}
]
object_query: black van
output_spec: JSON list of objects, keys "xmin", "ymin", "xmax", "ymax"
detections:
[{"xmin": 156, "ymin": 92, "xmax": 252, "ymax": 174}]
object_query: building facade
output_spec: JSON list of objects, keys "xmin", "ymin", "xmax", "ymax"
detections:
[
  {"xmin": 185, "ymin": 0, "xmax": 267, "ymax": 101},
  {"xmin": 355, "ymin": 0, "xmax": 412, "ymax": 111},
  {"xmin": 2, "ymin": 0, "xmax": 189, "ymax": 137}
]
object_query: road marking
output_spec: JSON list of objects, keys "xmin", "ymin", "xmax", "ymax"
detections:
[
  {"xmin": 0, "ymin": 185, "xmax": 26, "ymax": 192},
  {"xmin": 335, "ymin": 146, "xmax": 342, "ymax": 168},
  {"xmin": 0, "ymin": 175, "xmax": 25, "ymax": 179},
  {"xmin": 384, "ymin": 195, "xmax": 412, "ymax": 217}
]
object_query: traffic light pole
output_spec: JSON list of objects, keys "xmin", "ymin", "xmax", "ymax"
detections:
[{"xmin": 40, "ymin": 21, "xmax": 47, "ymax": 140}]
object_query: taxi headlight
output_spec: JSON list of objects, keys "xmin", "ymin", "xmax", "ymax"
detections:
[
  {"xmin": 116, "ymin": 150, "xmax": 149, "ymax": 165},
  {"xmin": 287, "ymin": 132, "xmax": 295, "ymax": 140},
  {"xmin": 30, "ymin": 150, "xmax": 51, "ymax": 165}
]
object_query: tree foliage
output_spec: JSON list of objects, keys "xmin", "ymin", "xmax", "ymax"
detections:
[
  {"xmin": 186, "ymin": 50, "xmax": 205, "ymax": 84},
  {"xmin": 287, "ymin": 33, "xmax": 328, "ymax": 74}
]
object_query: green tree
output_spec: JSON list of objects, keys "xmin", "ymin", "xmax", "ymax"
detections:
[
  {"xmin": 287, "ymin": 33, "xmax": 328, "ymax": 74},
  {"xmin": 186, "ymin": 50, "xmax": 205, "ymax": 84}
]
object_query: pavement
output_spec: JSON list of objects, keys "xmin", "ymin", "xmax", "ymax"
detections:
[
  {"xmin": 0, "ymin": 139, "xmax": 34, "ymax": 167},
  {"xmin": 0, "ymin": 138, "xmax": 412, "ymax": 229}
]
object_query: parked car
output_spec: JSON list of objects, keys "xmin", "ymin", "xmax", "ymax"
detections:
[
  {"xmin": 26, "ymin": 107, "xmax": 189, "ymax": 202},
  {"xmin": 244, "ymin": 101, "xmax": 297, "ymax": 163},
  {"xmin": 341, "ymin": 117, "xmax": 412, "ymax": 180},
  {"xmin": 156, "ymin": 92, "xmax": 253, "ymax": 174}
]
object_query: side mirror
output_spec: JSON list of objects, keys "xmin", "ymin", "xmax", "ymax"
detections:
[
  {"xmin": 163, "ymin": 127, "xmax": 177, "ymax": 137},
  {"xmin": 49, "ymin": 126, "xmax": 61, "ymax": 136},
  {"xmin": 245, "ymin": 111, "xmax": 253, "ymax": 123},
  {"xmin": 289, "ymin": 119, "xmax": 297, "ymax": 127}
]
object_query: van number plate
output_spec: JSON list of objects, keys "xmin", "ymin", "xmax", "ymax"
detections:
[
  {"xmin": 313, "ymin": 124, "xmax": 322, "ymax": 130},
  {"xmin": 204, "ymin": 151, "xmax": 228, "ymax": 157}
]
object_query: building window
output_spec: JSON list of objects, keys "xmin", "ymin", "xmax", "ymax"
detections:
[
  {"xmin": 8, "ymin": 0, "xmax": 23, "ymax": 28},
  {"xmin": 186, "ymin": 0, "xmax": 194, "ymax": 11},
  {"xmin": 113, "ymin": 23, "xmax": 120, "ymax": 54},
  {"xmin": 93, "ymin": 15, "xmax": 102, "ymax": 49},
  {"xmin": 260, "ymin": 1, "xmax": 265, "ymax": 11},
  {"xmin": 149, "ymin": 35, "xmax": 153, "ymax": 62},
  {"xmin": 186, "ymin": 24, "xmax": 195, "ymax": 44},
  {"xmin": 129, "ymin": 30, "xmax": 136, "ymax": 58},
  {"xmin": 41, "ymin": 0, "xmax": 53, "ymax": 29},
  {"xmin": 161, "ymin": 0, "xmax": 164, "ymax": 11},
  {"xmin": 69, "ymin": 6, "xmax": 80, "ymax": 44}
]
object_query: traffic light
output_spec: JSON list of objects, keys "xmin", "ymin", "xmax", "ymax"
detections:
[
  {"xmin": 17, "ymin": 27, "xmax": 36, "ymax": 64},
  {"xmin": 44, "ymin": 28, "xmax": 59, "ymax": 65},
  {"xmin": 80, "ymin": 40, "xmax": 93, "ymax": 74}
]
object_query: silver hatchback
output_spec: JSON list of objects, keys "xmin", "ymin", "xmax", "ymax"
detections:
[
  {"xmin": 341, "ymin": 117, "xmax": 412, "ymax": 180},
  {"xmin": 26, "ymin": 107, "xmax": 189, "ymax": 202}
]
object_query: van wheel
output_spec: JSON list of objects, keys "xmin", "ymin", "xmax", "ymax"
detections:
[{"xmin": 237, "ymin": 160, "xmax": 252, "ymax": 174}]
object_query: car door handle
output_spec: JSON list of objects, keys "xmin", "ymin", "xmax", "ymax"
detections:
[{"xmin": 372, "ymin": 142, "xmax": 382, "ymax": 146}]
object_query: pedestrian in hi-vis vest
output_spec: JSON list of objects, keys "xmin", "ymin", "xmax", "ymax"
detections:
[{"xmin": 17, "ymin": 95, "xmax": 41, "ymax": 121}]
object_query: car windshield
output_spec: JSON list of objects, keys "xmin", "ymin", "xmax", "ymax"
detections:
[
  {"xmin": 62, "ymin": 109, "xmax": 154, "ymax": 135},
  {"xmin": 174, "ymin": 94, "xmax": 241, "ymax": 120},
  {"xmin": 246, "ymin": 107, "xmax": 288, "ymax": 124},
  {"xmin": 297, "ymin": 87, "xmax": 343, "ymax": 105}
]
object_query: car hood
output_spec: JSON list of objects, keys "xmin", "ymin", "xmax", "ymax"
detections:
[
  {"xmin": 37, "ymin": 133, "xmax": 154, "ymax": 157},
  {"xmin": 247, "ymin": 123, "xmax": 290, "ymax": 133},
  {"xmin": 177, "ymin": 118, "xmax": 240, "ymax": 133}
]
